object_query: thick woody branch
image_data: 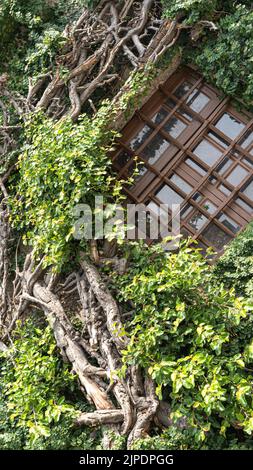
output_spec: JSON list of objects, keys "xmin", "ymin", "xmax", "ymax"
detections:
[
  {"xmin": 80, "ymin": 257, "xmax": 128, "ymax": 351},
  {"xmin": 76, "ymin": 409, "xmax": 124, "ymax": 427}
]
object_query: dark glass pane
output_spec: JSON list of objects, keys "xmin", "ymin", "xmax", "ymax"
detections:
[
  {"xmin": 178, "ymin": 108, "xmax": 194, "ymax": 122},
  {"xmin": 216, "ymin": 157, "xmax": 233, "ymax": 175},
  {"xmin": 181, "ymin": 228, "xmax": 190, "ymax": 238},
  {"xmin": 165, "ymin": 98, "xmax": 177, "ymax": 109},
  {"xmin": 192, "ymin": 192, "xmax": 203, "ymax": 202},
  {"xmin": 241, "ymin": 178, "xmax": 253, "ymax": 200},
  {"xmin": 203, "ymin": 223, "xmax": 232, "ymax": 250},
  {"xmin": 114, "ymin": 150, "xmax": 131, "ymax": 169},
  {"xmin": 155, "ymin": 184, "xmax": 183, "ymax": 206},
  {"xmin": 217, "ymin": 213, "xmax": 240, "ymax": 234},
  {"xmin": 181, "ymin": 204, "xmax": 194, "ymax": 219},
  {"xmin": 231, "ymin": 150, "xmax": 241, "ymax": 158},
  {"xmin": 226, "ymin": 165, "xmax": 248, "ymax": 186},
  {"xmin": 188, "ymin": 211, "xmax": 208, "ymax": 231},
  {"xmin": 170, "ymin": 174, "xmax": 193, "ymax": 194},
  {"xmin": 126, "ymin": 162, "xmax": 148, "ymax": 181},
  {"xmin": 134, "ymin": 166, "xmax": 148, "ymax": 181},
  {"xmin": 195, "ymin": 241, "xmax": 208, "ymax": 256},
  {"xmin": 209, "ymin": 176, "xmax": 217, "ymax": 185},
  {"xmin": 242, "ymin": 157, "xmax": 253, "ymax": 168},
  {"xmin": 185, "ymin": 158, "xmax": 206, "ymax": 175},
  {"xmin": 215, "ymin": 113, "xmax": 245, "ymax": 140},
  {"xmin": 141, "ymin": 134, "xmax": 170, "ymax": 165},
  {"xmin": 174, "ymin": 81, "xmax": 192, "ymax": 99},
  {"xmin": 186, "ymin": 89, "xmax": 210, "ymax": 112},
  {"xmin": 235, "ymin": 198, "xmax": 253, "ymax": 214},
  {"xmin": 163, "ymin": 117, "xmax": 187, "ymax": 138},
  {"xmin": 239, "ymin": 130, "xmax": 253, "ymax": 149},
  {"xmin": 129, "ymin": 125, "xmax": 153, "ymax": 150},
  {"xmin": 193, "ymin": 139, "xmax": 222, "ymax": 166},
  {"xmin": 151, "ymin": 107, "xmax": 169, "ymax": 125},
  {"xmin": 166, "ymin": 98, "xmax": 194, "ymax": 121},
  {"xmin": 208, "ymin": 132, "xmax": 229, "ymax": 149}
]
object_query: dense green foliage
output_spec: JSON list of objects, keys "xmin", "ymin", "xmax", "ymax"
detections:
[
  {"xmin": 162, "ymin": 0, "xmax": 219, "ymax": 22},
  {"xmin": 214, "ymin": 223, "xmax": 253, "ymax": 297},
  {"xmin": 2, "ymin": 0, "xmax": 253, "ymax": 452},
  {"xmin": 195, "ymin": 5, "xmax": 253, "ymax": 105},
  {"xmin": 163, "ymin": 1, "xmax": 253, "ymax": 107},
  {"xmin": 9, "ymin": 62, "xmax": 159, "ymax": 269},
  {"xmin": 0, "ymin": 1, "xmax": 83, "ymax": 93},
  {"xmin": 10, "ymin": 108, "xmax": 121, "ymax": 268},
  {"xmin": 0, "ymin": 320, "xmax": 100, "ymax": 449},
  {"xmin": 114, "ymin": 241, "xmax": 253, "ymax": 445},
  {"xmin": 133, "ymin": 426, "xmax": 253, "ymax": 450}
]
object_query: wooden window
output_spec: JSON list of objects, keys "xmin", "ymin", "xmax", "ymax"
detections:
[{"xmin": 111, "ymin": 66, "xmax": 253, "ymax": 256}]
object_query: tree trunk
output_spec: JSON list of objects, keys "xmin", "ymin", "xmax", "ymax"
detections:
[{"xmin": 0, "ymin": 1, "xmax": 184, "ymax": 447}]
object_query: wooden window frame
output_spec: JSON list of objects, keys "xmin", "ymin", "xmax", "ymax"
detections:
[{"xmin": 111, "ymin": 66, "xmax": 253, "ymax": 256}]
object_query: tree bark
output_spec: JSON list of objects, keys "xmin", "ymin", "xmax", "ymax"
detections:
[{"xmin": 0, "ymin": 1, "xmax": 184, "ymax": 448}]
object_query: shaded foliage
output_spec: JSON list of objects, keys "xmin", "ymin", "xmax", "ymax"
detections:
[
  {"xmin": 162, "ymin": 0, "xmax": 219, "ymax": 23},
  {"xmin": 0, "ymin": 1, "xmax": 83, "ymax": 93},
  {"xmin": 163, "ymin": 1, "xmax": 253, "ymax": 107},
  {"xmin": 0, "ymin": 319, "xmax": 100, "ymax": 448},
  {"xmin": 194, "ymin": 4, "xmax": 253, "ymax": 106},
  {"xmin": 2, "ymin": 0, "xmax": 253, "ymax": 452},
  {"xmin": 214, "ymin": 223, "xmax": 253, "ymax": 297}
]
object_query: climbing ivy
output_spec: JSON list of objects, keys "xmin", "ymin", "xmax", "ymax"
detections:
[
  {"xmin": 114, "ymin": 240, "xmax": 253, "ymax": 444},
  {"xmin": 194, "ymin": 4, "xmax": 253, "ymax": 106},
  {"xmin": 0, "ymin": 1, "xmax": 84, "ymax": 93},
  {"xmin": 9, "ymin": 106, "xmax": 121, "ymax": 269},
  {"xmin": 9, "ymin": 59, "xmax": 164, "ymax": 269},
  {"xmin": 162, "ymin": 0, "xmax": 219, "ymax": 23},
  {"xmin": 161, "ymin": 1, "xmax": 253, "ymax": 108},
  {"xmin": 214, "ymin": 222, "xmax": 253, "ymax": 297},
  {"xmin": 0, "ymin": 319, "xmax": 101, "ymax": 449},
  {"xmin": 3, "ymin": 0, "xmax": 253, "ymax": 452},
  {"xmin": 0, "ymin": 320, "xmax": 77, "ymax": 443}
]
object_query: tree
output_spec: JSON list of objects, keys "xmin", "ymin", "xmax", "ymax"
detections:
[{"xmin": 1, "ymin": 0, "xmax": 253, "ymax": 450}]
